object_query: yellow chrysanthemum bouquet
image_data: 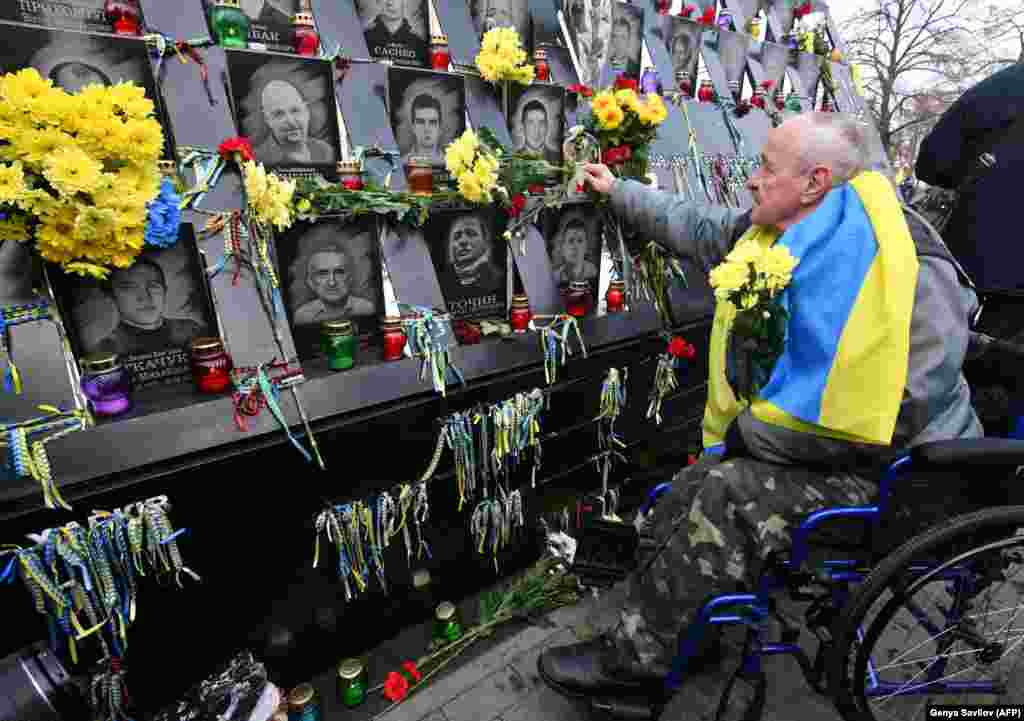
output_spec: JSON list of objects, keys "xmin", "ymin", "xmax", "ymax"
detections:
[
  {"xmin": 475, "ymin": 26, "xmax": 535, "ymax": 90},
  {"xmin": 580, "ymin": 76, "xmax": 668, "ymax": 182},
  {"xmin": 709, "ymin": 240, "xmax": 799, "ymax": 400},
  {"xmin": 0, "ymin": 68, "xmax": 165, "ymax": 279}
]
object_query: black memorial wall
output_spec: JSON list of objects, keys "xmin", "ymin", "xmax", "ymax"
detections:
[{"xmin": 0, "ymin": 0, "xmax": 882, "ymax": 707}]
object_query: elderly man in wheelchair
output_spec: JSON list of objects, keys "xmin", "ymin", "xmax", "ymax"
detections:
[{"xmin": 538, "ymin": 112, "xmax": 1024, "ymax": 721}]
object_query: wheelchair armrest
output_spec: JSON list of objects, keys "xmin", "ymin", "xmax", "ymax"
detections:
[{"xmin": 910, "ymin": 439, "xmax": 1024, "ymax": 468}]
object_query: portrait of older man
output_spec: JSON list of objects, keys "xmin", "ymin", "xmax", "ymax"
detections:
[
  {"xmin": 668, "ymin": 18, "xmax": 699, "ymax": 82},
  {"xmin": 551, "ymin": 218, "xmax": 599, "ymax": 286},
  {"xmin": 436, "ymin": 213, "xmax": 504, "ymax": 297},
  {"xmin": 511, "ymin": 93, "xmax": 563, "ymax": 165},
  {"xmin": 291, "ymin": 248, "xmax": 375, "ymax": 327},
  {"xmin": 229, "ymin": 55, "xmax": 340, "ymax": 169},
  {"xmin": 91, "ymin": 258, "xmax": 207, "ymax": 356},
  {"xmin": 359, "ymin": 0, "xmax": 428, "ymax": 65},
  {"xmin": 609, "ymin": 5, "xmax": 642, "ymax": 76}
]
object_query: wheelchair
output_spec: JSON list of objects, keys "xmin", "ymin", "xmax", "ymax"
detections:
[{"xmin": 598, "ymin": 334, "xmax": 1024, "ymax": 721}]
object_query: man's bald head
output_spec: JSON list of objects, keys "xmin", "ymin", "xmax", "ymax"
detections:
[{"xmin": 261, "ymin": 79, "xmax": 311, "ymax": 150}]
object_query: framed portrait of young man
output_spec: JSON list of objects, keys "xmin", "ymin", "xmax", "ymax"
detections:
[
  {"xmin": 540, "ymin": 204, "xmax": 603, "ymax": 308},
  {"xmin": 387, "ymin": 66, "xmax": 467, "ymax": 168},
  {"xmin": 469, "ymin": 0, "xmax": 532, "ymax": 56},
  {"xmin": 49, "ymin": 225, "xmax": 219, "ymax": 393},
  {"xmin": 0, "ymin": 21, "xmax": 175, "ymax": 158},
  {"xmin": 508, "ymin": 84, "xmax": 565, "ymax": 166},
  {"xmin": 202, "ymin": 0, "xmax": 307, "ymax": 54},
  {"xmin": 665, "ymin": 15, "xmax": 701, "ymax": 93},
  {"xmin": 225, "ymin": 49, "xmax": 341, "ymax": 176},
  {"xmin": 274, "ymin": 217, "xmax": 385, "ymax": 362},
  {"xmin": 424, "ymin": 207, "xmax": 508, "ymax": 322},
  {"xmin": 354, "ymin": 0, "xmax": 430, "ymax": 67},
  {"xmin": 609, "ymin": 2, "xmax": 643, "ymax": 78},
  {"xmin": 0, "ymin": 0, "xmax": 147, "ymax": 34}
]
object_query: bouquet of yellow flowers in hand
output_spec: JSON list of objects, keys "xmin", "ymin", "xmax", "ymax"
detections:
[
  {"xmin": 0, "ymin": 68, "xmax": 165, "ymax": 279},
  {"xmin": 581, "ymin": 76, "xmax": 668, "ymax": 182},
  {"xmin": 475, "ymin": 27, "xmax": 535, "ymax": 86},
  {"xmin": 709, "ymin": 241, "xmax": 799, "ymax": 401}
]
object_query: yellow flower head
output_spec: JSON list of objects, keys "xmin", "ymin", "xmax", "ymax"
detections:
[
  {"xmin": 724, "ymin": 240, "xmax": 764, "ymax": 267},
  {"xmin": 121, "ymin": 118, "xmax": 164, "ymax": 163},
  {"xmin": 708, "ymin": 260, "xmax": 750, "ymax": 302},
  {"xmin": 640, "ymin": 93, "xmax": 667, "ymax": 125},
  {"xmin": 43, "ymin": 145, "xmax": 104, "ymax": 196},
  {"xmin": 0, "ymin": 161, "xmax": 26, "ymax": 203},
  {"xmin": 446, "ymin": 130, "xmax": 480, "ymax": 176},
  {"xmin": 757, "ymin": 245, "xmax": 798, "ymax": 286},
  {"xmin": 0, "ymin": 68, "xmax": 58, "ymax": 111},
  {"xmin": 591, "ymin": 91, "xmax": 616, "ymax": 114},
  {"xmin": 19, "ymin": 127, "xmax": 73, "ymax": 165},
  {"xmin": 596, "ymin": 104, "xmax": 624, "ymax": 130},
  {"xmin": 107, "ymin": 82, "xmax": 154, "ymax": 120},
  {"xmin": 476, "ymin": 27, "xmax": 532, "ymax": 84},
  {"xmin": 457, "ymin": 171, "xmax": 487, "ymax": 203},
  {"xmin": 615, "ymin": 88, "xmax": 640, "ymax": 113}
]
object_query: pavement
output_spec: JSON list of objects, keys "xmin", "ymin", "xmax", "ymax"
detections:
[{"xmin": 311, "ymin": 577, "xmax": 843, "ymax": 721}]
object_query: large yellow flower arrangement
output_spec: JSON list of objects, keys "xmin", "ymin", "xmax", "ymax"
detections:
[
  {"xmin": 0, "ymin": 68, "xmax": 165, "ymax": 279},
  {"xmin": 709, "ymin": 241, "xmax": 798, "ymax": 309},
  {"xmin": 475, "ymin": 27, "xmax": 535, "ymax": 85},
  {"xmin": 445, "ymin": 129, "xmax": 501, "ymax": 204}
]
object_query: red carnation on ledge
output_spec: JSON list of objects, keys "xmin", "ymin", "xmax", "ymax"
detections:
[
  {"xmin": 567, "ymin": 83, "xmax": 593, "ymax": 97},
  {"xmin": 668, "ymin": 336, "xmax": 696, "ymax": 359},
  {"xmin": 614, "ymin": 75, "xmax": 639, "ymax": 92},
  {"xmin": 401, "ymin": 661, "xmax": 422, "ymax": 683},
  {"xmin": 383, "ymin": 672, "xmax": 410, "ymax": 702},
  {"xmin": 508, "ymin": 193, "xmax": 527, "ymax": 217},
  {"xmin": 680, "ymin": 3, "xmax": 697, "ymax": 17},
  {"xmin": 698, "ymin": 6, "xmax": 716, "ymax": 25},
  {"xmin": 217, "ymin": 136, "xmax": 254, "ymax": 163}
]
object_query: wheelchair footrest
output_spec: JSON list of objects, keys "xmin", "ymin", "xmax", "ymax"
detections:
[{"xmin": 571, "ymin": 519, "xmax": 640, "ymax": 587}]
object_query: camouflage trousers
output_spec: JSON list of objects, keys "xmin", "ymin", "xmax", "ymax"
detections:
[{"xmin": 613, "ymin": 455, "xmax": 877, "ymax": 675}]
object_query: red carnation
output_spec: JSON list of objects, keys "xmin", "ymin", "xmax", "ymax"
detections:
[
  {"xmin": 602, "ymin": 146, "xmax": 632, "ymax": 165},
  {"xmin": 668, "ymin": 336, "xmax": 696, "ymax": 359},
  {"xmin": 508, "ymin": 193, "xmax": 527, "ymax": 217},
  {"xmin": 527, "ymin": 184, "xmax": 545, "ymax": 194},
  {"xmin": 760, "ymin": 79, "xmax": 775, "ymax": 90},
  {"xmin": 217, "ymin": 137, "xmax": 254, "ymax": 163},
  {"xmin": 401, "ymin": 661, "xmax": 422, "ymax": 683},
  {"xmin": 383, "ymin": 671, "xmax": 410, "ymax": 702},
  {"xmin": 614, "ymin": 75, "xmax": 639, "ymax": 92},
  {"xmin": 680, "ymin": 4, "xmax": 697, "ymax": 17},
  {"xmin": 699, "ymin": 6, "xmax": 716, "ymax": 25},
  {"xmin": 656, "ymin": 0, "xmax": 670, "ymax": 14},
  {"xmin": 568, "ymin": 83, "xmax": 593, "ymax": 97}
]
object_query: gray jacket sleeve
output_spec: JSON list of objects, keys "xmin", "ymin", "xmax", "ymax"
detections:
[{"xmin": 608, "ymin": 179, "xmax": 752, "ymax": 273}]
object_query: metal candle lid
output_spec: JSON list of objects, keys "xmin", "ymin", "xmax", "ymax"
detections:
[
  {"xmin": 322, "ymin": 319, "xmax": 353, "ymax": 335},
  {"xmin": 568, "ymin": 280, "xmax": 589, "ymax": 292},
  {"xmin": 216, "ymin": 0, "xmax": 241, "ymax": 7},
  {"xmin": 287, "ymin": 684, "xmax": 315, "ymax": 707},
  {"xmin": 80, "ymin": 352, "xmax": 120, "ymax": 374},
  {"xmin": 407, "ymin": 155, "xmax": 434, "ymax": 168},
  {"xmin": 292, "ymin": 11, "xmax": 314, "ymax": 26},
  {"xmin": 609, "ymin": 279, "xmax": 625, "ymax": 288},
  {"xmin": 511, "ymin": 294, "xmax": 529, "ymax": 305},
  {"xmin": 534, "ymin": 48, "xmax": 547, "ymax": 60},
  {"xmin": 431, "ymin": 34, "xmax": 448, "ymax": 46},
  {"xmin": 338, "ymin": 658, "xmax": 363, "ymax": 679},
  {"xmin": 412, "ymin": 568, "xmax": 431, "ymax": 588},
  {"xmin": 190, "ymin": 337, "xmax": 224, "ymax": 354},
  {"xmin": 435, "ymin": 601, "xmax": 456, "ymax": 620},
  {"xmin": 157, "ymin": 160, "xmax": 177, "ymax": 176},
  {"xmin": 336, "ymin": 159, "xmax": 362, "ymax": 174}
]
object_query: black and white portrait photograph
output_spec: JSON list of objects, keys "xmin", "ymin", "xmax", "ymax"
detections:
[
  {"xmin": 425, "ymin": 208, "xmax": 508, "ymax": 322},
  {"xmin": 564, "ymin": 0, "xmax": 612, "ymax": 86},
  {"xmin": 541, "ymin": 205, "xmax": 602, "ymax": 300},
  {"xmin": 50, "ymin": 225, "xmax": 217, "ymax": 391},
  {"xmin": 470, "ymin": 0, "xmax": 532, "ymax": 54},
  {"xmin": 226, "ymin": 50, "xmax": 340, "ymax": 172},
  {"xmin": 665, "ymin": 16, "xmax": 700, "ymax": 88},
  {"xmin": 0, "ymin": 22, "xmax": 174, "ymax": 156},
  {"xmin": 203, "ymin": 0, "xmax": 302, "ymax": 54},
  {"xmin": 354, "ymin": 0, "xmax": 430, "ymax": 67},
  {"xmin": 388, "ymin": 67, "xmax": 466, "ymax": 166},
  {"xmin": 276, "ymin": 218, "xmax": 384, "ymax": 360},
  {"xmin": 509, "ymin": 84, "xmax": 565, "ymax": 166},
  {"xmin": 0, "ymin": 0, "xmax": 145, "ymax": 34},
  {"xmin": 609, "ymin": 2, "xmax": 643, "ymax": 77}
]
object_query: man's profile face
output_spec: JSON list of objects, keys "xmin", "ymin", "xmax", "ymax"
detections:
[
  {"xmin": 262, "ymin": 80, "xmax": 311, "ymax": 149},
  {"xmin": 523, "ymin": 108, "xmax": 548, "ymax": 150},
  {"xmin": 448, "ymin": 216, "xmax": 487, "ymax": 269},
  {"xmin": 747, "ymin": 120, "xmax": 809, "ymax": 228},
  {"xmin": 412, "ymin": 106, "xmax": 441, "ymax": 152},
  {"xmin": 611, "ymin": 23, "xmax": 630, "ymax": 57},
  {"xmin": 307, "ymin": 251, "xmax": 350, "ymax": 305},
  {"xmin": 52, "ymin": 62, "xmax": 109, "ymax": 94},
  {"xmin": 562, "ymin": 227, "xmax": 587, "ymax": 265},
  {"xmin": 111, "ymin": 263, "xmax": 166, "ymax": 329},
  {"xmin": 380, "ymin": 0, "xmax": 404, "ymax": 24}
]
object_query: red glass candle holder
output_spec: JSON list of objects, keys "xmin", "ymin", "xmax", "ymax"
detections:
[
  {"xmin": 534, "ymin": 49, "xmax": 549, "ymax": 82},
  {"xmin": 510, "ymin": 294, "xmax": 531, "ymax": 333},
  {"xmin": 453, "ymin": 320, "xmax": 481, "ymax": 345},
  {"xmin": 190, "ymin": 337, "xmax": 233, "ymax": 394},
  {"xmin": 336, "ymin": 160, "xmax": 364, "ymax": 190},
  {"xmin": 292, "ymin": 12, "xmax": 320, "ymax": 56},
  {"xmin": 821, "ymin": 99, "xmax": 835, "ymax": 112},
  {"xmin": 564, "ymin": 281, "xmax": 593, "ymax": 318},
  {"xmin": 605, "ymin": 280, "xmax": 626, "ymax": 313},
  {"xmin": 697, "ymin": 80, "xmax": 716, "ymax": 103},
  {"xmin": 751, "ymin": 90, "xmax": 766, "ymax": 109},
  {"xmin": 676, "ymin": 71, "xmax": 693, "ymax": 96},
  {"xmin": 431, "ymin": 35, "xmax": 450, "ymax": 70},
  {"xmin": 104, "ymin": 0, "xmax": 141, "ymax": 36},
  {"xmin": 382, "ymin": 317, "xmax": 407, "ymax": 361},
  {"xmin": 656, "ymin": 0, "xmax": 670, "ymax": 14},
  {"xmin": 774, "ymin": 92, "xmax": 786, "ymax": 111}
]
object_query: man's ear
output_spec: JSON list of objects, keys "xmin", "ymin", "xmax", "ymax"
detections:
[{"xmin": 803, "ymin": 166, "xmax": 832, "ymax": 205}]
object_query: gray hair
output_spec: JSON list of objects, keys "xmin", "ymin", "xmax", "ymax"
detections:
[{"xmin": 793, "ymin": 112, "xmax": 868, "ymax": 186}]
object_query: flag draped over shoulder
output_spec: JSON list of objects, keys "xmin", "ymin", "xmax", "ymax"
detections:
[{"xmin": 704, "ymin": 171, "xmax": 918, "ymax": 450}]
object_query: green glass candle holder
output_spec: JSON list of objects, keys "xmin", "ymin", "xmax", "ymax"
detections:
[
  {"xmin": 210, "ymin": 0, "xmax": 250, "ymax": 49},
  {"xmin": 337, "ymin": 658, "xmax": 368, "ymax": 708},
  {"xmin": 434, "ymin": 601, "xmax": 463, "ymax": 645},
  {"xmin": 321, "ymin": 319, "xmax": 355, "ymax": 371}
]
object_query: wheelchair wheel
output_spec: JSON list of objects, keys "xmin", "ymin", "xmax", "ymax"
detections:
[{"xmin": 829, "ymin": 505, "xmax": 1024, "ymax": 721}]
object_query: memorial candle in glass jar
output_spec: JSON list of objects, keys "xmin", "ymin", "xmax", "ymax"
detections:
[
  {"xmin": 605, "ymin": 280, "xmax": 625, "ymax": 313},
  {"xmin": 510, "ymin": 294, "xmax": 531, "ymax": 333},
  {"xmin": 564, "ymin": 281, "xmax": 592, "ymax": 318},
  {"xmin": 210, "ymin": 0, "xmax": 250, "ymax": 48},
  {"xmin": 190, "ymin": 337, "xmax": 233, "ymax": 393},
  {"xmin": 434, "ymin": 602, "xmax": 463, "ymax": 644},
  {"xmin": 104, "ymin": 0, "xmax": 141, "ymax": 36},
  {"xmin": 292, "ymin": 11, "xmax": 320, "ymax": 56},
  {"xmin": 337, "ymin": 658, "xmax": 368, "ymax": 708},
  {"xmin": 431, "ymin": 35, "xmax": 450, "ymax": 70},
  {"xmin": 336, "ymin": 160, "xmax": 364, "ymax": 191},
  {"xmin": 534, "ymin": 48, "xmax": 549, "ymax": 81},
  {"xmin": 320, "ymin": 320, "xmax": 355, "ymax": 371},
  {"xmin": 79, "ymin": 353, "xmax": 132, "ymax": 417},
  {"xmin": 381, "ymin": 316, "xmax": 407, "ymax": 361},
  {"xmin": 405, "ymin": 157, "xmax": 434, "ymax": 195},
  {"xmin": 698, "ymin": 79, "xmax": 715, "ymax": 103}
]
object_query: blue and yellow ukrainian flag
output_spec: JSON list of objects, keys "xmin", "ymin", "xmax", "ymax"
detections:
[{"xmin": 704, "ymin": 171, "xmax": 918, "ymax": 450}]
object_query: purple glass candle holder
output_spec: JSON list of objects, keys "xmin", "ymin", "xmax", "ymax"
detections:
[
  {"xmin": 80, "ymin": 353, "xmax": 132, "ymax": 417},
  {"xmin": 641, "ymin": 68, "xmax": 662, "ymax": 95}
]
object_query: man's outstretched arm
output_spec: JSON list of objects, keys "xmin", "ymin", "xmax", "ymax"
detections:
[{"xmin": 585, "ymin": 165, "xmax": 751, "ymax": 273}]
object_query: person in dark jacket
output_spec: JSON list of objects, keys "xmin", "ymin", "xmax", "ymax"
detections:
[{"xmin": 915, "ymin": 62, "xmax": 1024, "ymax": 292}]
